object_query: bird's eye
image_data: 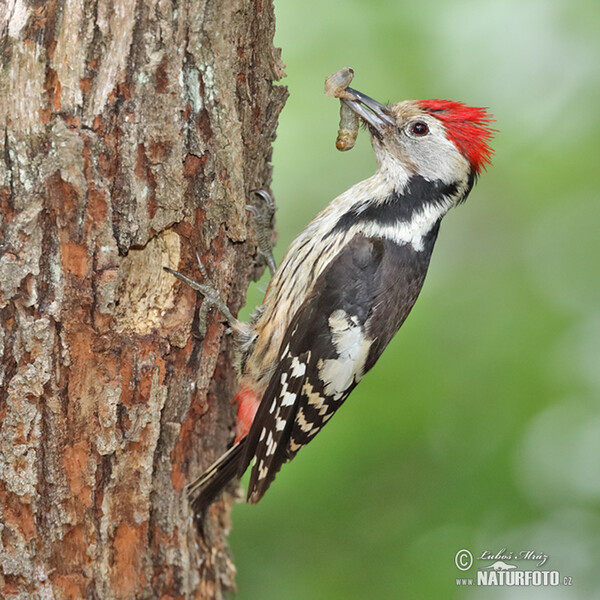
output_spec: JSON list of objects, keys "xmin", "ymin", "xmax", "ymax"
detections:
[{"xmin": 411, "ymin": 121, "xmax": 429, "ymax": 136}]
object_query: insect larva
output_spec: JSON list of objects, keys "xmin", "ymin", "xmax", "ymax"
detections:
[
  {"xmin": 324, "ymin": 67, "xmax": 359, "ymax": 152},
  {"xmin": 335, "ymin": 102, "xmax": 359, "ymax": 151},
  {"xmin": 324, "ymin": 67, "xmax": 355, "ymax": 99}
]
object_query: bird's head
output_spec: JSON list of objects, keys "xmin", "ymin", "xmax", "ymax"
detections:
[{"xmin": 343, "ymin": 89, "xmax": 494, "ymax": 201}]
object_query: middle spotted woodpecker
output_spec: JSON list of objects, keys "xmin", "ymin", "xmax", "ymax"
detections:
[{"xmin": 168, "ymin": 82, "xmax": 494, "ymax": 509}]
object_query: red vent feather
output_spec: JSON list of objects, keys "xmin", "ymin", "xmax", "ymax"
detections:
[{"xmin": 419, "ymin": 99, "xmax": 495, "ymax": 175}]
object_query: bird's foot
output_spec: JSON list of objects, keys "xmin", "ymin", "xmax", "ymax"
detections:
[
  {"xmin": 164, "ymin": 253, "xmax": 237, "ymax": 337},
  {"xmin": 247, "ymin": 189, "xmax": 277, "ymax": 276}
]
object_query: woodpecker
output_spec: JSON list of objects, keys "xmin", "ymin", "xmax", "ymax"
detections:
[{"xmin": 172, "ymin": 85, "xmax": 494, "ymax": 509}]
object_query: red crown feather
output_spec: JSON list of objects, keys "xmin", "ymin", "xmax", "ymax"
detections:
[{"xmin": 419, "ymin": 99, "xmax": 495, "ymax": 175}]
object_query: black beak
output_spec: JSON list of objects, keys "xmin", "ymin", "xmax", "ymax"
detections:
[{"xmin": 342, "ymin": 88, "xmax": 395, "ymax": 134}]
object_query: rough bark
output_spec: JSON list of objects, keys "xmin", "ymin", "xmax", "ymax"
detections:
[{"xmin": 0, "ymin": 1, "xmax": 286, "ymax": 598}]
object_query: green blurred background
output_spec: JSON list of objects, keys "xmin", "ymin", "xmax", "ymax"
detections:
[{"xmin": 232, "ymin": 0, "xmax": 600, "ymax": 598}]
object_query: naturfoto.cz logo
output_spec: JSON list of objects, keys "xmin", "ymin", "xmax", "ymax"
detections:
[{"xmin": 454, "ymin": 548, "xmax": 574, "ymax": 588}]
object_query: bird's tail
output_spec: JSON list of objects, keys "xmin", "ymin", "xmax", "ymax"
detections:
[{"xmin": 188, "ymin": 438, "xmax": 247, "ymax": 513}]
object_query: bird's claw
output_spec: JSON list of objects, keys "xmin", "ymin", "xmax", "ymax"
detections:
[
  {"xmin": 247, "ymin": 189, "xmax": 277, "ymax": 276},
  {"xmin": 164, "ymin": 253, "xmax": 236, "ymax": 337}
]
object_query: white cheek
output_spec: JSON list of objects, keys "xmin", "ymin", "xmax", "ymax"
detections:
[{"xmin": 408, "ymin": 130, "xmax": 469, "ymax": 184}]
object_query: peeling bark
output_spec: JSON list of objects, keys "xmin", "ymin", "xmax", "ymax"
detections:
[{"xmin": 0, "ymin": 1, "xmax": 287, "ymax": 598}]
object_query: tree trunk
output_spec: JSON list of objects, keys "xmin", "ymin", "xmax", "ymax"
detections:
[{"xmin": 0, "ymin": 1, "xmax": 286, "ymax": 598}]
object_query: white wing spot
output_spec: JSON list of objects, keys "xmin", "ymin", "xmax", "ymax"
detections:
[
  {"xmin": 259, "ymin": 427, "xmax": 266, "ymax": 441},
  {"xmin": 280, "ymin": 390, "xmax": 296, "ymax": 407},
  {"xmin": 277, "ymin": 372, "xmax": 296, "ymax": 407},
  {"xmin": 290, "ymin": 355, "xmax": 307, "ymax": 378},
  {"xmin": 319, "ymin": 309, "xmax": 372, "ymax": 398},
  {"xmin": 275, "ymin": 417, "xmax": 286, "ymax": 432},
  {"xmin": 258, "ymin": 459, "xmax": 268, "ymax": 480}
]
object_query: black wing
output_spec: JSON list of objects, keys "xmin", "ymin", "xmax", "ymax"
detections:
[{"xmin": 239, "ymin": 233, "xmax": 433, "ymax": 503}]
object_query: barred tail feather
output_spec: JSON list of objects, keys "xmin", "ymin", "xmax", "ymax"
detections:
[{"xmin": 188, "ymin": 438, "xmax": 247, "ymax": 512}]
